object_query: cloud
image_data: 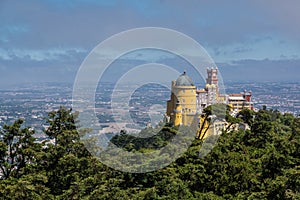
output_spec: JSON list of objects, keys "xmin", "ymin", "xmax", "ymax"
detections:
[
  {"xmin": 0, "ymin": 47, "xmax": 87, "ymax": 62},
  {"xmin": 0, "ymin": 0, "xmax": 299, "ymax": 86},
  {"xmin": 1, "ymin": 0, "xmax": 299, "ymax": 49},
  {"xmin": 218, "ymin": 58, "xmax": 300, "ymax": 82}
]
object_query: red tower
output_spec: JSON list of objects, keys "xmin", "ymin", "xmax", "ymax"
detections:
[{"xmin": 206, "ymin": 68, "xmax": 218, "ymax": 85}]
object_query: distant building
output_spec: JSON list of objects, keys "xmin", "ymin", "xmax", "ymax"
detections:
[
  {"xmin": 165, "ymin": 68, "xmax": 254, "ymax": 138},
  {"xmin": 228, "ymin": 91, "xmax": 254, "ymax": 112}
]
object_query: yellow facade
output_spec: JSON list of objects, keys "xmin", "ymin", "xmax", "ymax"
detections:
[
  {"xmin": 196, "ymin": 115, "xmax": 210, "ymax": 139},
  {"xmin": 166, "ymin": 71, "xmax": 226, "ymax": 139},
  {"xmin": 166, "ymin": 72, "xmax": 197, "ymax": 126},
  {"xmin": 174, "ymin": 103, "xmax": 182, "ymax": 126},
  {"xmin": 165, "ymin": 69, "xmax": 253, "ymax": 139}
]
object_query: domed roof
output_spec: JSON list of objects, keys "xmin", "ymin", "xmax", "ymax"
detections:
[{"xmin": 175, "ymin": 71, "xmax": 194, "ymax": 86}]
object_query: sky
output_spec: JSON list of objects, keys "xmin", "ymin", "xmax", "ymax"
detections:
[{"xmin": 0, "ymin": 0, "xmax": 300, "ymax": 87}]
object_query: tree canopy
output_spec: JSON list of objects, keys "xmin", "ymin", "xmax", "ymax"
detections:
[{"xmin": 0, "ymin": 106, "xmax": 299, "ymax": 199}]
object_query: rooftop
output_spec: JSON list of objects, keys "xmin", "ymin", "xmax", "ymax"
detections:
[{"xmin": 175, "ymin": 71, "xmax": 194, "ymax": 86}]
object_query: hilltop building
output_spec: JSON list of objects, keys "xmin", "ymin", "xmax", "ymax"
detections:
[
  {"xmin": 228, "ymin": 91, "xmax": 253, "ymax": 113},
  {"xmin": 165, "ymin": 68, "xmax": 254, "ymax": 137},
  {"xmin": 196, "ymin": 68, "xmax": 228, "ymax": 113},
  {"xmin": 166, "ymin": 71, "xmax": 197, "ymax": 126}
]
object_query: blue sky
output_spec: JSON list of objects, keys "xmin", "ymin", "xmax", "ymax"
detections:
[{"xmin": 0, "ymin": 0, "xmax": 300, "ymax": 86}]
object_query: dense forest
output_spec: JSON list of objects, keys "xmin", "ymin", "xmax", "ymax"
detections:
[{"xmin": 0, "ymin": 106, "xmax": 299, "ymax": 199}]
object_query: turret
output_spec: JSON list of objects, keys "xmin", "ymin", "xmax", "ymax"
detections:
[
  {"xmin": 206, "ymin": 67, "xmax": 218, "ymax": 85},
  {"xmin": 174, "ymin": 100, "xmax": 182, "ymax": 126}
]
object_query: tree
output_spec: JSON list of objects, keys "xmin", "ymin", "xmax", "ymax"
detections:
[
  {"xmin": 0, "ymin": 119, "xmax": 40, "ymax": 179},
  {"xmin": 0, "ymin": 174, "xmax": 53, "ymax": 199},
  {"xmin": 197, "ymin": 105, "xmax": 212, "ymax": 140},
  {"xmin": 41, "ymin": 106, "xmax": 92, "ymax": 195},
  {"xmin": 1, "ymin": 106, "xmax": 299, "ymax": 199},
  {"xmin": 225, "ymin": 106, "xmax": 242, "ymax": 132},
  {"xmin": 198, "ymin": 104, "xmax": 227, "ymax": 140},
  {"xmin": 45, "ymin": 106, "xmax": 78, "ymax": 146},
  {"xmin": 237, "ymin": 108, "xmax": 255, "ymax": 127}
]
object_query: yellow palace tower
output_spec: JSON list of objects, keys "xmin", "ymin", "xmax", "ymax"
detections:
[
  {"xmin": 165, "ymin": 69, "xmax": 225, "ymax": 139},
  {"xmin": 165, "ymin": 68, "xmax": 254, "ymax": 139},
  {"xmin": 166, "ymin": 71, "xmax": 197, "ymax": 126}
]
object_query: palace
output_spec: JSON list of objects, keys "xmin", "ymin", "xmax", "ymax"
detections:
[{"xmin": 165, "ymin": 68, "xmax": 254, "ymax": 138}]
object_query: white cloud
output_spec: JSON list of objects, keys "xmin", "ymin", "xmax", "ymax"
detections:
[{"xmin": 0, "ymin": 47, "xmax": 87, "ymax": 61}]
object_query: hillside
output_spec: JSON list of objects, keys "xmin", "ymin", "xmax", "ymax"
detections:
[{"xmin": 0, "ymin": 107, "xmax": 299, "ymax": 199}]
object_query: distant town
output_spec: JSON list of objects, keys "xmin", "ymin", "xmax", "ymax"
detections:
[{"xmin": 0, "ymin": 80, "xmax": 299, "ymax": 137}]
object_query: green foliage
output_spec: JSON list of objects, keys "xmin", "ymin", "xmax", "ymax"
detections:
[
  {"xmin": 0, "ymin": 119, "xmax": 41, "ymax": 180},
  {"xmin": 0, "ymin": 173, "xmax": 53, "ymax": 199},
  {"xmin": 0, "ymin": 107, "xmax": 299, "ymax": 199},
  {"xmin": 41, "ymin": 106, "xmax": 91, "ymax": 195},
  {"xmin": 110, "ymin": 126, "xmax": 177, "ymax": 152},
  {"xmin": 45, "ymin": 106, "xmax": 78, "ymax": 145},
  {"xmin": 237, "ymin": 108, "xmax": 255, "ymax": 126}
]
